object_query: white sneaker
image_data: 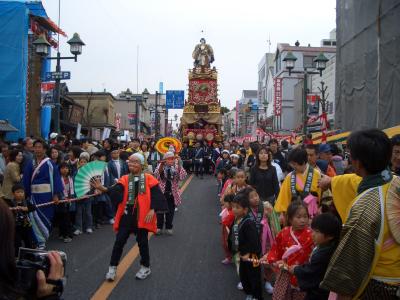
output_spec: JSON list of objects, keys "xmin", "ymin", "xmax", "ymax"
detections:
[
  {"xmin": 109, "ymin": 218, "xmax": 115, "ymax": 225},
  {"xmin": 237, "ymin": 282, "xmax": 243, "ymax": 290},
  {"xmin": 73, "ymin": 229, "xmax": 82, "ymax": 236},
  {"xmin": 105, "ymin": 266, "xmax": 117, "ymax": 281},
  {"xmin": 174, "ymin": 207, "xmax": 178, "ymax": 212},
  {"xmin": 165, "ymin": 229, "xmax": 173, "ymax": 235},
  {"xmin": 63, "ymin": 237, "xmax": 72, "ymax": 243},
  {"xmin": 265, "ymin": 281, "xmax": 274, "ymax": 294},
  {"xmin": 86, "ymin": 228, "xmax": 93, "ymax": 234},
  {"xmin": 135, "ymin": 265, "xmax": 151, "ymax": 280}
]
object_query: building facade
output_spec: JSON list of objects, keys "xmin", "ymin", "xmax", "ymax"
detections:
[
  {"xmin": 272, "ymin": 40, "xmax": 336, "ymax": 133},
  {"xmin": 67, "ymin": 92, "xmax": 116, "ymax": 139},
  {"xmin": 114, "ymin": 89, "xmax": 166, "ymax": 138}
]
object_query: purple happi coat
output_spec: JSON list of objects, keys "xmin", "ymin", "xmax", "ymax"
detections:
[{"xmin": 154, "ymin": 162, "xmax": 187, "ymax": 206}]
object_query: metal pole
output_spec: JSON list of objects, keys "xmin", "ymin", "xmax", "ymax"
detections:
[
  {"xmin": 303, "ymin": 71, "xmax": 308, "ymax": 136},
  {"xmin": 154, "ymin": 92, "xmax": 158, "ymax": 137},
  {"xmin": 164, "ymin": 108, "xmax": 168, "ymax": 136},
  {"xmin": 54, "ymin": 51, "xmax": 61, "ymax": 134},
  {"xmin": 135, "ymin": 99, "xmax": 139, "ymax": 138}
]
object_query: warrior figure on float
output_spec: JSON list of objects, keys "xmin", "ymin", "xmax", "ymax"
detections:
[{"xmin": 192, "ymin": 38, "xmax": 215, "ymax": 68}]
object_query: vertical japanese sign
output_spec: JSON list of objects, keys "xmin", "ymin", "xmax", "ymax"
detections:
[
  {"xmin": 273, "ymin": 78, "xmax": 282, "ymax": 116},
  {"xmin": 235, "ymin": 100, "xmax": 239, "ymax": 135}
]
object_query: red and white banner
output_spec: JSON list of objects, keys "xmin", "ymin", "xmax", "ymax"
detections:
[{"xmin": 273, "ymin": 78, "xmax": 283, "ymax": 116}]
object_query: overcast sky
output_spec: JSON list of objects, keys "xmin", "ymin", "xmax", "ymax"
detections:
[{"xmin": 42, "ymin": 0, "xmax": 336, "ymax": 111}]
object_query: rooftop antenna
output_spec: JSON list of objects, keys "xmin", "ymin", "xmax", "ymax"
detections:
[
  {"xmin": 136, "ymin": 45, "xmax": 139, "ymax": 94},
  {"xmin": 267, "ymin": 35, "xmax": 271, "ymax": 53}
]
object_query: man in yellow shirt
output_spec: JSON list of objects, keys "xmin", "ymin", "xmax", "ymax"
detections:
[
  {"xmin": 274, "ymin": 147, "xmax": 321, "ymax": 214},
  {"xmin": 320, "ymin": 129, "xmax": 400, "ymax": 299}
]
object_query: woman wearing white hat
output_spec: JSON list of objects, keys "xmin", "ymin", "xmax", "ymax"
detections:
[{"xmin": 153, "ymin": 152, "xmax": 187, "ymax": 235}]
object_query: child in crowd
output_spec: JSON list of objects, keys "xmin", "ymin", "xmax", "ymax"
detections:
[
  {"xmin": 215, "ymin": 150, "xmax": 232, "ymax": 174},
  {"xmin": 288, "ymin": 213, "xmax": 341, "ymax": 300},
  {"xmin": 244, "ymin": 187, "xmax": 276, "ymax": 295},
  {"xmin": 230, "ymin": 154, "xmax": 242, "ymax": 169},
  {"xmin": 216, "ymin": 168, "xmax": 228, "ymax": 197},
  {"xmin": 265, "ymin": 201, "xmax": 314, "ymax": 300},
  {"xmin": 224, "ymin": 169, "xmax": 248, "ymax": 197},
  {"xmin": 5, "ymin": 184, "xmax": 36, "ymax": 255},
  {"xmin": 220, "ymin": 167, "xmax": 236, "ymax": 201},
  {"xmin": 58, "ymin": 162, "xmax": 75, "ymax": 243},
  {"xmin": 91, "ymin": 150, "xmax": 111, "ymax": 229},
  {"xmin": 231, "ymin": 192, "xmax": 263, "ymax": 300},
  {"xmin": 74, "ymin": 152, "xmax": 93, "ymax": 235},
  {"xmin": 221, "ymin": 194, "xmax": 235, "ymax": 264}
]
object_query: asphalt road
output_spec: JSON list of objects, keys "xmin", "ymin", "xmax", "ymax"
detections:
[{"xmin": 48, "ymin": 175, "xmax": 271, "ymax": 300}]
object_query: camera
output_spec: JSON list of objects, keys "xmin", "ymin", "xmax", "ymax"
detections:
[{"xmin": 15, "ymin": 248, "xmax": 67, "ymax": 295}]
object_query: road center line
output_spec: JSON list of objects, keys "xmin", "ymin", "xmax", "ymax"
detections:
[{"xmin": 91, "ymin": 173, "xmax": 194, "ymax": 300}]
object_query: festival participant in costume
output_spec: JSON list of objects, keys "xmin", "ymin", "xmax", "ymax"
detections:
[
  {"xmin": 58, "ymin": 162, "xmax": 75, "ymax": 243},
  {"xmin": 275, "ymin": 148, "xmax": 321, "ymax": 223},
  {"xmin": 318, "ymin": 145, "xmax": 336, "ymax": 177},
  {"xmin": 391, "ymin": 134, "xmax": 400, "ymax": 175},
  {"xmin": 320, "ymin": 129, "xmax": 400, "ymax": 299},
  {"xmin": 224, "ymin": 169, "xmax": 248, "ymax": 197},
  {"xmin": 231, "ymin": 192, "xmax": 263, "ymax": 300},
  {"xmin": 193, "ymin": 141, "xmax": 205, "ymax": 179},
  {"xmin": 221, "ymin": 193, "xmax": 235, "ymax": 264},
  {"xmin": 288, "ymin": 213, "xmax": 341, "ymax": 300},
  {"xmin": 154, "ymin": 151, "xmax": 187, "ymax": 235},
  {"xmin": 230, "ymin": 153, "xmax": 242, "ymax": 169},
  {"xmin": 23, "ymin": 139, "xmax": 63, "ymax": 249},
  {"xmin": 243, "ymin": 187, "xmax": 276, "ymax": 295},
  {"xmin": 92, "ymin": 153, "xmax": 167, "ymax": 281},
  {"xmin": 179, "ymin": 142, "xmax": 193, "ymax": 174},
  {"xmin": 265, "ymin": 201, "xmax": 314, "ymax": 300},
  {"xmin": 215, "ymin": 150, "xmax": 231, "ymax": 173}
]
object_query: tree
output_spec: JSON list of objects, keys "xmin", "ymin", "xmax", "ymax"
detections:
[{"xmin": 220, "ymin": 106, "xmax": 230, "ymax": 115}]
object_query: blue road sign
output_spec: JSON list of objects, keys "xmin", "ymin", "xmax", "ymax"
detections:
[
  {"xmin": 166, "ymin": 90, "xmax": 185, "ymax": 109},
  {"xmin": 45, "ymin": 71, "xmax": 71, "ymax": 81}
]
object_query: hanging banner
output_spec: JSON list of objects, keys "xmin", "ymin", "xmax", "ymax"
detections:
[
  {"xmin": 115, "ymin": 113, "xmax": 121, "ymax": 131},
  {"xmin": 102, "ymin": 128, "xmax": 111, "ymax": 140},
  {"xmin": 273, "ymin": 78, "xmax": 282, "ymax": 116},
  {"xmin": 41, "ymin": 82, "xmax": 55, "ymax": 107}
]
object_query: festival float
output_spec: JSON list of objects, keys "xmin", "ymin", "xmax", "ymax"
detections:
[{"xmin": 180, "ymin": 38, "xmax": 222, "ymax": 145}]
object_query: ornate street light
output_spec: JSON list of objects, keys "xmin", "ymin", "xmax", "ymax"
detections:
[
  {"xmin": 67, "ymin": 33, "xmax": 85, "ymax": 56},
  {"xmin": 33, "ymin": 34, "xmax": 51, "ymax": 56},
  {"xmin": 283, "ymin": 51, "xmax": 297, "ymax": 75},
  {"xmin": 314, "ymin": 52, "xmax": 329, "ymax": 76}
]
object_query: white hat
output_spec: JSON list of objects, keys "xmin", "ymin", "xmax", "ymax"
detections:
[
  {"xmin": 130, "ymin": 152, "xmax": 145, "ymax": 165},
  {"xmin": 79, "ymin": 151, "xmax": 90, "ymax": 161},
  {"xmin": 222, "ymin": 150, "xmax": 230, "ymax": 155},
  {"xmin": 50, "ymin": 132, "xmax": 58, "ymax": 139},
  {"xmin": 163, "ymin": 151, "xmax": 175, "ymax": 159}
]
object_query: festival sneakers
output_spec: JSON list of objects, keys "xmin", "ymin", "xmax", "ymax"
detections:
[
  {"xmin": 135, "ymin": 265, "xmax": 151, "ymax": 280},
  {"xmin": 106, "ymin": 266, "xmax": 117, "ymax": 281},
  {"xmin": 265, "ymin": 281, "xmax": 274, "ymax": 294}
]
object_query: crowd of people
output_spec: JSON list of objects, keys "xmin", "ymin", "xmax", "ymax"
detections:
[
  {"xmin": 211, "ymin": 131, "xmax": 400, "ymax": 300},
  {"xmin": 0, "ymin": 135, "xmax": 187, "ymax": 299},
  {"xmin": 0, "ymin": 130, "xmax": 400, "ymax": 299}
]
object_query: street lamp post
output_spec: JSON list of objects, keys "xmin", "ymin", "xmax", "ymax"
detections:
[
  {"xmin": 283, "ymin": 51, "xmax": 328, "ymax": 136},
  {"xmin": 33, "ymin": 33, "xmax": 85, "ymax": 134},
  {"xmin": 134, "ymin": 88, "xmax": 150, "ymax": 138}
]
